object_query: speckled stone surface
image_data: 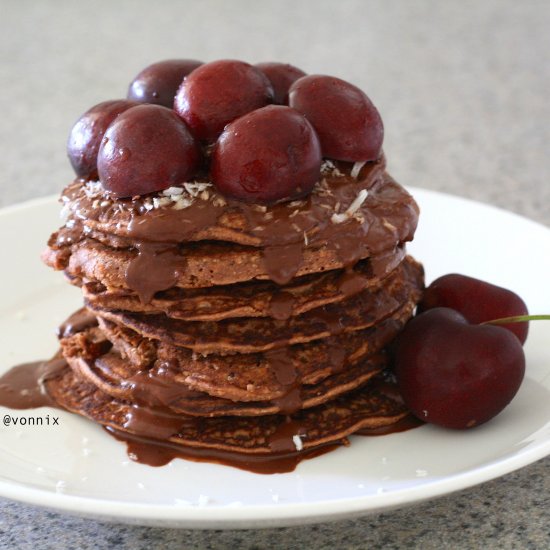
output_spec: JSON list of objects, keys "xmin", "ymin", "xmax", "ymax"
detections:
[{"xmin": 0, "ymin": 0, "xmax": 548, "ymax": 548}]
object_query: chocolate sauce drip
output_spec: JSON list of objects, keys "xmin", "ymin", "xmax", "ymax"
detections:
[
  {"xmin": 337, "ymin": 269, "xmax": 370, "ymax": 298},
  {"xmin": 271, "ymin": 387, "xmax": 302, "ymax": 416},
  {"xmin": 328, "ymin": 346, "xmax": 347, "ymax": 373},
  {"xmin": 124, "ymin": 364, "xmax": 203, "ymax": 409},
  {"xmin": 265, "ymin": 348, "xmax": 297, "ymax": 386},
  {"xmin": 57, "ymin": 308, "xmax": 98, "ymax": 338},
  {"xmin": 268, "ymin": 417, "xmax": 307, "ymax": 453},
  {"xmin": 268, "ymin": 291, "xmax": 295, "ymax": 321},
  {"xmin": 0, "ymin": 358, "xmax": 67, "ymax": 409},
  {"xmin": 309, "ymin": 306, "xmax": 345, "ymax": 336},
  {"xmin": 265, "ymin": 348, "xmax": 302, "ymax": 415},
  {"xmin": 123, "ymin": 403, "xmax": 188, "ymax": 440},
  {"xmin": 125, "ymin": 243, "xmax": 185, "ymax": 303},
  {"xmin": 262, "ymin": 243, "xmax": 303, "ymax": 285}
]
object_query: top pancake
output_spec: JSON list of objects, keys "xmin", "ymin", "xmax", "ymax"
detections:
[
  {"xmin": 58, "ymin": 157, "xmax": 419, "ymax": 251},
  {"xmin": 44, "ymin": 162, "xmax": 419, "ymax": 294}
]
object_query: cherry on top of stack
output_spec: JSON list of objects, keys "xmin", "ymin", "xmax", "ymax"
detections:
[{"xmin": 41, "ymin": 59, "xmax": 425, "ymax": 470}]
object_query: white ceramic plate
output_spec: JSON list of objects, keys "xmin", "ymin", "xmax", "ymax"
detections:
[{"xmin": 0, "ymin": 189, "xmax": 549, "ymax": 529}]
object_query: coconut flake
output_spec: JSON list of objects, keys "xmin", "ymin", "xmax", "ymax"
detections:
[
  {"xmin": 153, "ymin": 197, "xmax": 171, "ymax": 209},
  {"xmin": 172, "ymin": 197, "xmax": 193, "ymax": 210},
  {"xmin": 183, "ymin": 181, "xmax": 212, "ymax": 197},
  {"xmin": 162, "ymin": 186, "xmax": 184, "ymax": 196},
  {"xmin": 320, "ymin": 159, "xmax": 344, "ymax": 177},
  {"xmin": 331, "ymin": 189, "xmax": 369, "ymax": 224},
  {"xmin": 350, "ymin": 160, "xmax": 367, "ymax": 179},
  {"xmin": 292, "ymin": 435, "xmax": 304, "ymax": 451}
]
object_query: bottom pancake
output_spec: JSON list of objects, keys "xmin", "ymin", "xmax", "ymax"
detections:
[{"xmin": 45, "ymin": 366, "xmax": 409, "ymax": 455}]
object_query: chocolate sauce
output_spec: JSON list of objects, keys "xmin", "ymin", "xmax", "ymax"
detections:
[
  {"xmin": 123, "ymin": 403, "xmax": 189, "ymax": 440},
  {"xmin": 125, "ymin": 243, "xmax": 186, "ymax": 303},
  {"xmin": 105, "ymin": 426, "xmax": 340, "ymax": 474},
  {"xmin": 57, "ymin": 308, "xmax": 98, "ymax": 338},
  {"xmin": 338, "ymin": 269, "xmax": 370, "ymax": 298},
  {"xmin": 268, "ymin": 417, "xmax": 307, "ymax": 453},
  {"xmin": 327, "ymin": 346, "xmax": 347, "ymax": 373},
  {"xmin": 123, "ymin": 364, "xmax": 204, "ymax": 409},
  {"xmin": 126, "ymin": 198, "xmax": 225, "ymax": 242},
  {"xmin": 0, "ymin": 358, "xmax": 67, "ymax": 409},
  {"xmin": 262, "ymin": 243, "xmax": 303, "ymax": 285},
  {"xmin": 268, "ymin": 291, "xmax": 295, "ymax": 321},
  {"xmin": 265, "ymin": 348, "xmax": 302, "ymax": 415}
]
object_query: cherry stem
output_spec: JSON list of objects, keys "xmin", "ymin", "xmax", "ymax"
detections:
[{"xmin": 482, "ymin": 314, "xmax": 550, "ymax": 326}]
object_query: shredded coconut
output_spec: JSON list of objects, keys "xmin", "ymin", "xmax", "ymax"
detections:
[
  {"xmin": 292, "ymin": 435, "xmax": 304, "ymax": 451},
  {"xmin": 183, "ymin": 181, "xmax": 212, "ymax": 197},
  {"xmin": 320, "ymin": 159, "xmax": 344, "ymax": 177},
  {"xmin": 162, "ymin": 186, "xmax": 184, "ymax": 196},
  {"xmin": 331, "ymin": 189, "xmax": 369, "ymax": 224},
  {"xmin": 350, "ymin": 160, "xmax": 367, "ymax": 179}
]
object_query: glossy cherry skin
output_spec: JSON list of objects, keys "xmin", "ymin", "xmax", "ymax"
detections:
[
  {"xmin": 255, "ymin": 62, "xmax": 306, "ymax": 104},
  {"xmin": 97, "ymin": 104, "xmax": 200, "ymax": 198},
  {"xmin": 67, "ymin": 100, "xmax": 138, "ymax": 179},
  {"xmin": 288, "ymin": 74, "xmax": 383, "ymax": 162},
  {"xmin": 394, "ymin": 308, "xmax": 525, "ymax": 429},
  {"xmin": 418, "ymin": 274, "xmax": 529, "ymax": 344},
  {"xmin": 174, "ymin": 59, "xmax": 274, "ymax": 142},
  {"xmin": 127, "ymin": 59, "xmax": 203, "ymax": 107},
  {"xmin": 211, "ymin": 105, "xmax": 322, "ymax": 204}
]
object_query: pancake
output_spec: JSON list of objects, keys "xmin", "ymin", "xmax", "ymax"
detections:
[
  {"xmin": 45, "ymin": 366, "xmax": 409, "ymax": 454},
  {"xmin": 61, "ymin": 302, "xmax": 413, "ymax": 406},
  {"xmin": 66, "ymin": 346, "xmax": 389, "ymax": 417},
  {"xmin": 89, "ymin": 256, "xmax": 423, "ymax": 354},
  {"xmin": 81, "ymin": 246, "xmax": 407, "ymax": 321},
  {"xmin": 57, "ymin": 158, "xmax": 418, "ymax": 250}
]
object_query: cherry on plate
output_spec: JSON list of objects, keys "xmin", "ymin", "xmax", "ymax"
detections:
[
  {"xmin": 97, "ymin": 104, "xmax": 200, "ymax": 198},
  {"xmin": 211, "ymin": 105, "xmax": 322, "ymax": 204},
  {"xmin": 255, "ymin": 62, "xmax": 306, "ymax": 104},
  {"xmin": 394, "ymin": 307, "xmax": 525, "ymax": 429},
  {"xmin": 67, "ymin": 100, "xmax": 138, "ymax": 180},
  {"xmin": 288, "ymin": 74, "xmax": 383, "ymax": 162},
  {"xmin": 418, "ymin": 273, "xmax": 529, "ymax": 344},
  {"xmin": 174, "ymin": 59, "xmax": 274, "ymax": 142},
  {"xmin": 127, "ymin": 59, "xmax": 203, "ymax": 107}
]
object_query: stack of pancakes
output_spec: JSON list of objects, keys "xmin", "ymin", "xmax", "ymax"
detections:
[{"xmin": 42, "ymin": 156, "xmax": 424, "ymax": 466}]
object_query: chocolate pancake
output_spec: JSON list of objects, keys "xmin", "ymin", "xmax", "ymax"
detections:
[
  {"xmin": 61, "ymin": 303, "xmax": 413, "ymax": 406},
  {"xmin": 88, "ymin": 256, "xmax": 423, "ymax": 354},
  {"xmin": 66, "ymin": 346, "xmax": 389, "ymax": 417},
  {"xmin": 81, "ymin": 246, "xmax": 407, "ymax": 322},
  {"xmin": 58, "ymin": 158, "xmax": 417, "ymax": 249},
  {"xmin": 45, "ymin": 366, "xmax": 409, "ymax": 454}
]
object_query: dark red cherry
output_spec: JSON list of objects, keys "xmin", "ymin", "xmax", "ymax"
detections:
[
  {"xmin": 127, "ymin": 59, "xmax": 203, "ymax": 107},
  {"xmin": 67, "ymin": 100, "xmax": 138, "ymax": 179},
  {"xmin": 418, "ymin": 274, "xmax": 529, "ymax": 344},
  {"xmin": 211, "ymin": 105, "xmax": 321, "ymax": 204},
  {"xmin": 174, "ymin": 59, "xmax": 274, "ymax": 142},
  {"xmin": 394, "ymin": 308, "xmax": 525, "ymax": 429},
  {"xmin": 255, "ymin": 62, "xmax": 306, "ymax": 104},
  {"xmin": 97, "ymin": 104, "xmax": 200, "ymax": 198},
  {"xmin": 288, "ymin": 75, "xmax": 383, "ymax": 162}
]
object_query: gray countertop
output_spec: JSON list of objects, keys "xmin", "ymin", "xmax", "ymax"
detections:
[{"xmin": 0, "ymin": 1, "xmax": 548, "ymax": 548}]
